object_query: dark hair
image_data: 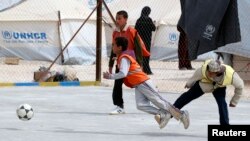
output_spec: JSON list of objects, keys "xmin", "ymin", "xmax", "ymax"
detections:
[
  {"xmin": 115, "ymin": 37, "xmax": 128, "ymax": 51},
  {"xmin": 116, "ymin": 10, "xmax": 128, "ymax": 19}
]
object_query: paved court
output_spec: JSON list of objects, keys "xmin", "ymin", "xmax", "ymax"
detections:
[{"xmin": 0, "ymin": 86, "xmax": 249, "ymax": 141}]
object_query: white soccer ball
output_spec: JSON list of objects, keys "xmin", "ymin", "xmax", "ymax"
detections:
[{"xmin": 16, "ymin": 104, "xmax": 34, "ymax": 121}]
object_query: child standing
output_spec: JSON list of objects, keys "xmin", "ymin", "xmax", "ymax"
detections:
[{"xmin": 103, "ymin": 37, "xmax": 190, "ymax": 129}]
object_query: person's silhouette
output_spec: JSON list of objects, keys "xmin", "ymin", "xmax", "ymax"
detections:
[{"xmin": 135, "ymin": 6, "xmax": 156, "ymax": 74}]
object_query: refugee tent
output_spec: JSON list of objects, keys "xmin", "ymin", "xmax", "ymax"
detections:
[
  {"xmin": 1, "ymin": 0, "xmax": 249, "ymax": 64},
  {"xmin": 102, "ymin": 0, "xmax": 250, "ymax": 61},
  {"xmin": 0, "ymin": 0, "xmax": 108, "ymax": 65},
  {"xmin": 0, "ymin": 0, "xmax": 23, "ymax": 12},
  {"xmin": 216, "ymin": 0, "xmax": 250, "ymax": 58},
  {"xmin": 100, "ymin": 0, "xmax": 217, "ymax": 60}
]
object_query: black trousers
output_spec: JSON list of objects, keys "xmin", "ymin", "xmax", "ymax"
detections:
[
  {"xmin": 142, "ymin": 57, "xmax": 153, "ymax": 74},
  {"xmin": 173, "ymin": 81, "xmax": 229, "ymax": 125},
  {"xmin": 177, "ymin": 26, "xmax": 192, "ymax": 69},
  {"xmin": 112, "ymin": 65, "xmax": 124, "ymax": 108}
]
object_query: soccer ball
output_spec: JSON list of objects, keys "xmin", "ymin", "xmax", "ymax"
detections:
[{"xmin": 16, "ymin": 104, "xmax": 34, "ymax": 121}]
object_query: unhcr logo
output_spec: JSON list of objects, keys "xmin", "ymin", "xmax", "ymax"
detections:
[
  {"xmin": 203, "ymin": 25, "xmax": 215, "ymax": 40},
  {"xmin": 2, "ymin": 31, "xmax": 12, "ymax": 39},
  {"xmin": 169, "ymin": 33, "xmax": 178, "ymax": 41},
  {"xmin": 1, "ymin": 31, "xmax": 47, "ymax": 40},
  {"xmin": 88, "ymin": 0, "xmax": 115, "ymax": 9}
]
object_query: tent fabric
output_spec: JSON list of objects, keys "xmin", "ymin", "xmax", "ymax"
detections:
[
  {"xmin": 102, "ymin": 0, "xmax": 216, "ymax": 61},
  {"xmin": 102, "ymin": 0, "xmax": 183, "ymax": 61},
  {"xmin": 0, "ymin": 0, "xmax": 107, "ymax": 64},
  {"xmin": 0, "ymin": 0, "xmax": 249, "ymax": 64},
  {"xmin": 0, "ymin": 0, "xmax": 94, "ymax": 21},
  {"xmin": 102, "ymin": 0, "xmax": 181, "ymax": 26},
  {"xmin": 0, "ymin": 0, "xmax": 24, "ymax": 12},
  {"xmin": 216, "ymin": 0, "xmax": 250, "ymax": 58},
  {"xmin": 0, "ymin": 21, "xmax": 61, "ymax": 61},
  {"xmin": 178, "ymin": 0, "xmax": 241, "ymax": 60},
  {"xmin": 60, "ymin": 20, "xmax": 107, "ymax": 65}
]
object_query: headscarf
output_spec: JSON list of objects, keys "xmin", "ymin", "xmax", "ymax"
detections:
[{"xmin": 141, "ymin": 6, "xmax": 151, "ymax": 17}]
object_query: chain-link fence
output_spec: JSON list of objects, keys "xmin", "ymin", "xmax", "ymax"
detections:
[{"xmin": 0, "ymin": 0, "xmax": 249, "ymax": 96}]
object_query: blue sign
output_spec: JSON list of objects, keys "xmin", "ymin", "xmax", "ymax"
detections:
[
  {"xmin": 1, "ymin": 30, "xmax": 48, "ymax": 44},
  {"xmin": 88, "ymin": 0, "xmax": 115, "ymax": 9},
  {"xmin": 169, "ymin": 33, "xmax": 178, "ymax": 41}
]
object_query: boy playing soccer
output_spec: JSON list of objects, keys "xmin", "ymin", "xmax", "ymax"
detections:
[
  {"xmin": 108, "ymin": 10, "xmax": 150, "ymax": 115},
  {"xmin": 103, "ymin": 37, "xmax": 190, "ymax": 129}
]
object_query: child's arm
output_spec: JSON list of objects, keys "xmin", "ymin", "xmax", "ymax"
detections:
[{"xmin": 103, "ymin": 58, "xmax": 131, "ymax": 80}]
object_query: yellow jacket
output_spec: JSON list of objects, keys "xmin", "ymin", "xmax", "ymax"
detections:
[{"xmin": 201, "ymin": 59, "xmax": 234, "ymax": 88}]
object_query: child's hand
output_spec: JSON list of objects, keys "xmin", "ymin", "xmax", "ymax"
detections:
[{"xmin": 103, "ymin": 71, "xmax": 111, "ymax": 79}]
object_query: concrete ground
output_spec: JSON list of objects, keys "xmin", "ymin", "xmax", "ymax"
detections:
[{"xmin": 0, "ymin": 86, "xmax": 249, "ymax": 141}]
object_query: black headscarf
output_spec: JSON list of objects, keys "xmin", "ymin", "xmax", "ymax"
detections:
[
  {"xmin": 141, "ymin": 6, "xmax": 151, "ymax": 17},
  {"xmin": 135, "ymin": 6, "xmax": 156, "ymax": 50}
]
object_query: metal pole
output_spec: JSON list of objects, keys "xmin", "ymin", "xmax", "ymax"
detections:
[
  {"xmin": 103, "ymin": 0, "xmax": 116, "ymax": 24},
  {"xmin": 38, "ymin": 2, "xmax": 101, "ymax": 81},
  {"xmin": 57, "ymin": 11, "xmax": 64, "ymax": 64},
  {"xmin": 96, "ymin": 0, "xmax": 103, "ymax": 82}
]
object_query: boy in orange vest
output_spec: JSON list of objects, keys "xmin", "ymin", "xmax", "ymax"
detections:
[
  {"xmin": 108, "ymin": 10, "xmax": 150, "ymax": 115},
  {"xmin": 103, "ymin": 37, "xmax": 190, "ymax": 129}
]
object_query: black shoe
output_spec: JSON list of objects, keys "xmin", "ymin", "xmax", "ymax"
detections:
[{"xmin": 147, "ymin": 72, "xmax": 153, "ymax": 75}]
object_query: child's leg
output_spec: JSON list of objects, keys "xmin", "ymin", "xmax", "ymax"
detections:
[
  {"xmin": 136, "ymin": 88, "xmax": 172, "ymax": 129},
  {"xmin": 135, "ymin": 88, "xmax": 159, "ymax": 115},
  {"xmin": 136, "ymin": 80, "xmax": 182, "ymax": 120}
]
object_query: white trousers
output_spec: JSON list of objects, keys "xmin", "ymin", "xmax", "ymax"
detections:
[{"xmin": 135, "ymin": 80, "xmax": 173, "ymax": 115}]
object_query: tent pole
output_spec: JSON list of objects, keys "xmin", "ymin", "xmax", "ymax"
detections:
[
  {"xmin": 103, "ymin": 0, "xmax": 116, "ymax": 25},
  {"xmin": 96, "ymin": 0, "xmax": 103, "ymax": 82},
  {"xmin": 57, "ymin": 11, "xmax": 64, "ymax": 64},
  {"xmin": 37, "ymin": 1, "xmax": 101, "ymax": 82}
]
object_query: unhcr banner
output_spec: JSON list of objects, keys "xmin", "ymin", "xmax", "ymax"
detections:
[
  {"xmin": 0, "ymin": 22, "xmax": 59, "ymax": 47},
  {"xmin": 0, "ymin": 21, "xmax": 61, "ymax": 63}
]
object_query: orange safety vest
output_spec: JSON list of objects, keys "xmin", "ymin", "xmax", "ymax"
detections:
[
  {"xmin": 112, "ymin": 27, "xmax": 150, "ymax": 57},
  {"xmin": 117, "ymin": 53, "xmax": 149, "ymax": 88}
]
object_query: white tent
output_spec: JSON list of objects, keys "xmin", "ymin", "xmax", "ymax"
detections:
[
  {"xmin": 0, "ymin": 0, "xmax": 23, "ymax": 12},
  {"xmin": 1, "ymin": 0, "xmax": 248, "ymax": 64},
  {"xmin": 101, "ymin": 0, "xmax": 217, "ymax": 61},
  {"xmin": 102, "ymin": 0, "xmax": 250, "ymax": 61},
  {"xmin": 0, "ymin": 0, "xmax": 190, "ymax": 64},
  {"xmin": 101, "ymin": 0, "xmax": 182, "ymax": 60},
  {"xmin": 0, "ymin": 0, "xmax": 107, "ymax": 64},
  {"xmin": 216, "ymin": 0, "xmax": 250, "ymax": 58}
]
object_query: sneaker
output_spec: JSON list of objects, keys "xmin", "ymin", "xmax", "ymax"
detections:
[
  {"xmin": 180, "ymin": 110, "xmax": 190, "ymax": 129},
  {"xmin": 109, "ymin": 106, "xmax": 125, "ymax": 115},
  {"xmin": 154, "ymin": 112, "xmax": 171, "ymax": 129},
  {"xmin": 154, "ymin": 114, "xmax": 161, "ymax": 125}
]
